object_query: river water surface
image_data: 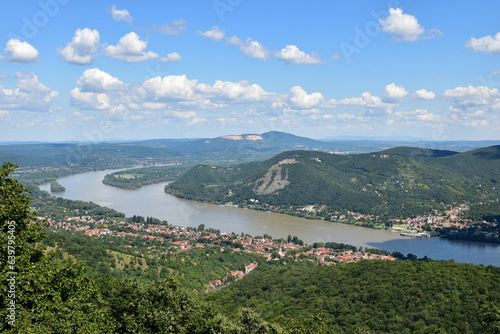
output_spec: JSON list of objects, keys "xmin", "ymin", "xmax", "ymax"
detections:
[{"xmin": 39, "ymin": 170, "xmax": 500, "ymax": 266}]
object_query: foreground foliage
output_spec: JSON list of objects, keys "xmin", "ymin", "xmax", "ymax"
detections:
[{"xmin": 0, "ymin": 163, "xmax": 113, "ymax": 332}]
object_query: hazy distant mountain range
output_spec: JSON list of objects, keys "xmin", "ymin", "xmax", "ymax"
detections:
[{"xmin": 1, "ymin": 131, "xmax": 500, "ymax": 169}]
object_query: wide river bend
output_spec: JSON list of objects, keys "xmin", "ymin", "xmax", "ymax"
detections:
[{"xmin": 39, "ymin": 169, "xmax": 500, "ymax": 266}]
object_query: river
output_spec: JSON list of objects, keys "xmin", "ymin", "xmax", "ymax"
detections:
[{"xmin": 39, "ymin": 170, "xmax": 500, "ymax": 266}]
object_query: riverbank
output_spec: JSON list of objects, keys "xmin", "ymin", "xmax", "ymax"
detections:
[
  {"xmin": 164, "ymin": 186, "xmax": 500, "ymax": 245},
  {"xmin": 35, "ymin": 169, "xmax": 500, "ymax": 265}
]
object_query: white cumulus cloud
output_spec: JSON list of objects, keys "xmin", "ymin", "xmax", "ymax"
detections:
[
  {"xmin": 0, "ymin": 39, "xmax": 39, "ymax": 64},
  {"xmin": 288, "ymin": 86, "xmax": 324, "ymax": 109},
  {"xmin": 442, "ymin": 85, "xmax": 499, "ymax": 100},
  {"xmin": 76, "ymin": 68, "xmax": 125, "ymax": 93},
  {"xmin": 133, "ymin": 74, "xmax": 273, "ymax": 111},
  {"xmin": 442, "ymin": 85, "xmax": 500, "ymax": 122},
  {"xmin": 198, "ymin": 26, "xmax": 225, "ymax": 42},
  {"xmin": 71, "ymin": 69, "xmax": 127, "ymax": 112},
  {"xmin": 275, "ymin": 45, "xmax": 324, "ymax": 65},
  {"xmin": 412, "ymin": 89, "xmax": 436, "ymax": 100},
  {"xmin": 110, "ymin": 5, "xmax": 132, "ymax": 24},
  {"xmin": 465, "ymin": 32, "xmax": 500, "ymax": 54},
  {"xmin": 379, "ymin": 8, "xmax": 441, "ymax": 42},
  {"xmin": 160, "ymin": 52, "xmax": 182, "ymax": 63},
  {"xmin": 137, "ymin": 74, "xmax": 198, "ymax": 101},
  {"xmin": 0, "ymin": 73, "xmax": 58, "ymax": 111},
  {"xmin": 394, "ymin": 109, "xmax": 442, "ymax": 122},
  {"xmin": 163, "ymin": 110, "xmax": 197, "ymax": 119},
  {"xmin": 58, "ymin": 28, "xmax": 100, "ymax": 65},
  {"xmin": 70, "ymin": 71, "xmax": 275, "ymax": 112},
  {"xmin": 106, "ymin": 104, "xmax": 126, "ymax": 119},
  {"xmin": 104, "ymin": 32, "xmax": 159, "ymax": 62},
  {"xmin": 240, "ymin": 39, "xmax": 269, "ymax": 60},
  {"xmin": 337, "ymin": 92, "xmax": 385, "ymax": 107},
  {"xmin": 128, "ymin": 102, "xmax": 167, "ymax": 111},
  {"xmin": 383, "ymin": 83, "xmax": 409, "ymax": 102},
  {"xmin": 196, "ymin": 80, "xmax": 270, "ymax": 104},
  {"xmin": 188, "ymin": 117, "xmax": 207, "ymax": 125},
  {"xmin": 228, "ymin": 36, "xmax": 270, "ymax": 60},
  {"xmin": 70, "ymin": 87, "xmax": 111, "ymax": 110},
  {"xmin": 325, "ymin": 91, "xmax": 395, "ymax": 114},
  {"xmin": 413, "ymin": 109, "xmax": 441, "ymax": 121}
]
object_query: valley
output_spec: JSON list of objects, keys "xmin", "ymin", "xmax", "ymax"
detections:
[
  {"xmin": 2, "ymin": 132, "xmax": 500, "ymax": 333},
  {"xmin": 3, "ymin": 2, "xmax": 500, "ymax": 331}
]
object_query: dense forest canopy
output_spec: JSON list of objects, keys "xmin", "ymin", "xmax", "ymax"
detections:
[{"xmin": 206, "ymin": 260, "xmax": 500, "ymax": 333}]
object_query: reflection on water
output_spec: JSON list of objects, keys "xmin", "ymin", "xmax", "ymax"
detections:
[
  {"xmin": 39, "ymin": 169, "xmax": 500, "ymax": 266},
  {"xmin": 369, "ymin": 238, "xmax": 500, "ymax": 266}
]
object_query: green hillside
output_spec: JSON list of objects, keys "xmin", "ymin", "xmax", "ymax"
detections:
[
  {"xmin": 41, "ymin": 230, "xmax": 264, "ymax": 291},
  {"xmin": 205, "ymin": 260, "xmax": 500, "ymax": 333},
  {"xmin": 49, "ymin": 181, "xmax": 66, "ymax": 193},
  {"xmin": 102, "ymin": 165, "xmax": 188, "ymax": 189},
  {"xmin": 165, "ymin": 146, "xmax": 500, "ymax": 219}
]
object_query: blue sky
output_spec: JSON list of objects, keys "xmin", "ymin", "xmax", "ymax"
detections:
[{"xmin": 0, "ymin": 0, "xmax": 499, "ymax": 142}]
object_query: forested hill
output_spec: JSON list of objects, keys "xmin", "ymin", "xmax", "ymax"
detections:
[
  {"xmin": 165, "ymin": 146, "xmax": 500, "ymax": 218},
  {"xmin": 205, "ymin": 260, "xmax": 500, "ymax": 333}
]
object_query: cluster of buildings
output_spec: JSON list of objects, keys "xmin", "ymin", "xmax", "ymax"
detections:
[
  {"xmin": 241, "ymin": 200, "xmax": 498, "ymax": 237},
  {"xmin": 17, "ymin": 166, "xmax": 64, "ymax": 173},
  {"xmin": 390, "ymin": 203, "xmax": 499, "ymax": 235},
  {"xmin": 210, "ymin": 262, "xmax": 260, "ymax": 288},
  {"xmin": 38, "ymin": 214, "xmax": 399, "ymax": 288},
  {"xmin": 43, "ymin": 215, "xmax": 107, "ymax": 231}
]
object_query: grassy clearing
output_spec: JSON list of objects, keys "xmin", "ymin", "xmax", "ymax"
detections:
[
  {"xmin": 44, "ymin": 244, "xmax": 75, "ymax": 261},
  {"xmin": 114, "ymin": 173, "xmax": 144, "ymax": 179},
  {"xmin": 106, "ymin": 250, "xmax": 149, "ymax": 270}
]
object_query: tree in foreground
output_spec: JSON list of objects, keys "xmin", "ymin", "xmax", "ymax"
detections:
[
  {"xmin": 97, "ymin": 276, "xmax": 243, "ymax": 333},
  {"xmin": 0, "ymin": 162, "xmax": 113, "ymax": 333},
  {"xmin": 482, "ymin": 303, "xmax": 500, "ymax": 334}
]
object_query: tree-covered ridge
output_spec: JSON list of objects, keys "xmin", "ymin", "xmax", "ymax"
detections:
[
  {"xmin": 102, "ymin": 165, "xmax": 188, "ymax": 189},
  {"xmin": 465, "ymin": 200, "xmax": 500, "ymax": 223},
  {"xmin": 166, "ymin": 146, "xmax": 500, "ymax": 219},
  {"xmin": 28, "ymin": 184, "xmax": 125, "ymax": 221},
  {"xmin": 49, "ymin": 181, "xmax": 65, "ymax": 193},
  {"xmin": 206, "ymin": 260, "xmax": 500, "ymax": 333}
]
